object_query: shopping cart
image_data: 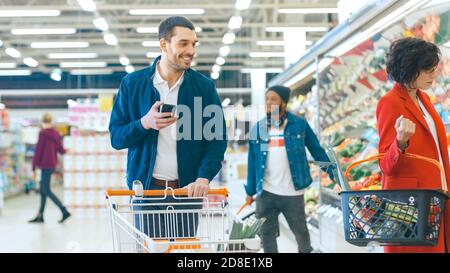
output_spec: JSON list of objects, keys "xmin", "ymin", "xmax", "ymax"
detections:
[
  {"xmin": 105, "ymin": 181, "xmax": 261, "ymax": 253},
  {"xmin": 322, "ymin": 147, "xmax": 449, "ymax": 247}
]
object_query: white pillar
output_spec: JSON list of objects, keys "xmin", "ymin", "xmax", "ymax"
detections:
[{"xmin": 284, "ymin": 29, "xmax": 306, "ymax": 69}]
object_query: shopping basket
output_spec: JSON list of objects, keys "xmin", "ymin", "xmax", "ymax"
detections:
[
  {"xmin": 104, "ymin": 181, "xmax": 261, "ymax": 253},
  {"xmin": 325, "ymin": 147, "xmax": 449, "ymax": 247}
]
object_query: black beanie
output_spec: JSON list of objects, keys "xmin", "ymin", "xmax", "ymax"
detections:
[{"xmin": 267, "ymin": 85, "xmax": 291, "ymax": 104}]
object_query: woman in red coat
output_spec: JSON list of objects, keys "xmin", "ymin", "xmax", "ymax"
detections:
[{"xmin": 376, "ymin": 38, "xmax": 449, "ymax": 253}]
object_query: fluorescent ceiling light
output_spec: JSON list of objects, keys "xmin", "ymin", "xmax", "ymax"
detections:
[
  {"xmin": 23, "ymin": 57, "xmax": 38, "ymax": 67},
  {"xmin": 50, "ymin": 71, "xmax": 62, "ymax": 81},
  {"xmin": 216, "ymin": 57, "xmax": 226, "ymax": 65},
  {"xmin": 212, "ymin": 64, "xmax": 221, "ymax": 73},
  {"xmin": 0, "ymin": 40, "xmax": 3, "ymax": 47},
  {"xmin": 249, "ymin": 52, "xmax": 286, "ymax": 58},
  {"xmin": 219, "ymin": 46, "xmax": 231, "ymax": 57},
  {"xmin": 5, "ymin": 48, "xmax": 21, "ymax": 58},
  {"xmin": 60, "ymin": 61, "xmax": 107, "ymax": 68},
  {"xmin": 70, "ymin": 69, "xmax": 113, "ymax": 75},
  {"xmin": 0, "ymin": 10, "xmax": 60, "ymax": 17},
  {"xmin": 125, "ymin": 65, "xmax": 135, "ymax": 73},
  {"xmin": 31, "ymin": 42, "xmax": 89, "ymax": 48},
  {"xmin": 222, "ymin": 98, "xmax": 231, "ymax": 107},
  {"xmin": 228, "ymin": 16, "xmax": 243, "ymax": 30},
  {"xmin": 0, "ymin": 69, "xmax": 31, "ymax": 76},
  {"xmin": 211, "ymin": 71, "xmax": 220, "ymax": 80},
  {"xmin": 130, "ymin": 9, "xmax": 205, "ymax": 15},
  {"xmin": 11, "ymin": 28, "xmax": 76, "ymax": 35},
  {"xmin": 67, "ymin": 99, "xmax": 77, "ymax": 106},
  {"xmin": 444, "ymin": 41, "xmax": 450, "ymax": 47},
  {"xmin": 47, "ymin": 53, "xmax": 98, "ymax": 59},
  {"xmin": 136, "ymin": 27, "xmax": 159, "ymax": 33},
  {"xmin": 142, "ymin": 41, "xmax": 160, "ymax": 47},
  {"xmin": 104, "ymin": 33, "xmax": 118, "ymax": 46},
  {"xmin": 76, "ymin": 0, "xmax": 97, "ymax": 12},
  {"xmin": 146, "ymin": 52, "xmax": 160, "ymax": 58},
  {"xmin": 241, "ymin": 68, "xmax": 283, "ymax": 73},
  {"xmin": 191, "ymin": 61, "xmax": 197, "ymax": 66},
  {"xmin": 235, "ymin": 0, "xmax": 252, "ymax": 10},
  {"xmin": 120, "ymin": 57, "xmax": 130, "ymax": 66},
  {"xmin": 93, "ymin": 17, "xmax": 109, "ymax": 31},
  {"xmin": 257, "ymin": 40, "xmax": 313, "ymax": 46},
  {"xmin": 278, "ymin": 8, "xmax": 339, "ymax": 14},
  {"xmin": 266, "ymin": 27, "xmax": 328, "ymax": 32},
  {"xmin": 195, "ymin": 27, "xmax": 202, "ymax": 33},
  {"xmin": 0, "ymin": 63, "xmax": 17, "ymax": 69},
  {"xmin": 223, "ymin": 33, "xmax": 236, "ymax": 44}
]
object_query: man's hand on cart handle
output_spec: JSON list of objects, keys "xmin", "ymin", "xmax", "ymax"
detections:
[
  {"xmin": 185, "ymin": 178, "xmax": 210, "ymax": 197},
  {"xmin": 246, "ymin": 195, "xmax": 255, "ymax": 205},
  {"xmin": 32, "ymin": 171, "xmax": 36, "ymax": 182}
]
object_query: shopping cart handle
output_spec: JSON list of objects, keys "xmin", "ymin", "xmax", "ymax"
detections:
[{"xmin": 105, "ymin": 188, "xmax": 229, "ymax": 197}]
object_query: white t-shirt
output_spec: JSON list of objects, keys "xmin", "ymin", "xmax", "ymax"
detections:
[
  {"xmin": 263, "ymin": 127, "xmax": 305, "ymax": 196},
  {"xmin": 152, "ymin": 63, "xmax": 184, "ymax": 181},
  {"xmin": 418, "ymin": 98, "xmax": 447, "ymax": 182}
]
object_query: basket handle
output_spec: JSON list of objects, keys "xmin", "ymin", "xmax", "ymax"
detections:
[
  {"xmin": 344, "ymin": 153, "xmax": 448, "ymax": 192},
  {"xmin": 237, "ymin": 198, "xmax": 255, "ymax": 215},
  {"xmin": 105, "ymin": 188, "xmax": 229, "ymax": 198}
]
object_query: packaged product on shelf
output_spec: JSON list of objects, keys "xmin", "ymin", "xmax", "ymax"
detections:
[
  {"xmin": 63, "ymin": 154, "xmax": 73, "ymax": 170},
  {"xmin": 75, "ymin": 172, "xmax": 84, "ymax": 189},
  {"xmin": 86, "ymin": 155, "xmax": 96, "ymax": 171},
  {"xmin": 64, "ymin": 173, "xmax": 74, "ymax": 189}
]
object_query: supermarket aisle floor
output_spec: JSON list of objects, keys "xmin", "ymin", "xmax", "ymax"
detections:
[
  {"xmin": 0, "ymin": 187, "xmax": 112, "ymax": 253},
  {"xmin": 0, "ymin": 185, "xmax": 300, "ymax": 253}
]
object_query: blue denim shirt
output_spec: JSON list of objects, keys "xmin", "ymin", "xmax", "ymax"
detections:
[
  {"xmin": 109, "ymin": 56, "xmax": 227, "ymax": 190},
  {"xmin": 245, "ymin": 112, "xmax": 334, "ymax": 196}
]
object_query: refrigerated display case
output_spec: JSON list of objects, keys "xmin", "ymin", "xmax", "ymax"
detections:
[{"xmin": 270, "ymin": 0, "xmax": 450, "ymax": 253}]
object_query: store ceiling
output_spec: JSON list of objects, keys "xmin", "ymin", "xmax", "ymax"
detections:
[{"xmin": 0, "ymin": 0, "xmax": 339, "ymax": 79}]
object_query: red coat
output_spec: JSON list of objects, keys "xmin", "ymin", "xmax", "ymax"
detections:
[{"xmin": 376, "ymin": 83, "xmax": 450, "ymax": 253}]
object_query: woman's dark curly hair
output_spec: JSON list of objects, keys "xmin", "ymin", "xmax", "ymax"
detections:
[{"xmin": 386, "ymin": 37, "xmax": 441, "ymax": 88}]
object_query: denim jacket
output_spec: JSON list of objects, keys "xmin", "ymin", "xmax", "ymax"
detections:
[{"xmin": 245, "ymin": 112, "xmax": 334, "ymax": 196}]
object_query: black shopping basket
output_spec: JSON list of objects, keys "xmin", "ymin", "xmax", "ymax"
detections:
[{"xmin": 325, "ymin": 148, "xmax": 449, "ymax": 247}]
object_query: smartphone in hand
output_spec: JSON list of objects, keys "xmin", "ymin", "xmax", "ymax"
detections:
[{"xmin": 159, "ymin": 103, "xmax": 177, "ymax": 118}]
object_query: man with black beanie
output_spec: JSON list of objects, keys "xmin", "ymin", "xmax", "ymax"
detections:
[{"xmin": 245, "ymin": 85, "xmax": 334, "ymax": 253}]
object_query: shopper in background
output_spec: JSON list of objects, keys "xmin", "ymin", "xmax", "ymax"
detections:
[
  {"xmin": 109, "ymin": 16, "xmax": 227, "ymax": 237},
  {"xmin": 245, "ymin": 85, "xmax": 335, "ymax": 253},
  {"xmin": 29, "ymin": 113, "xmax": 70, "ymax": 224},
  {"xmin": 377, "ymin": 37, "xmax": 449, "ymax": 253}
]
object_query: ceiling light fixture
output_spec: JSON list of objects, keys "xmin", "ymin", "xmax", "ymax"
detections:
[
  {"xmin": 104, "ymin": 33, "xmax": 118, "ymax": 46},
  {"xmin": 5, "ymin": 48, "xmax": 21, "ymax": 58},
  {"xmin": 130, "ymin": 9, "xmax": 205, "ymax": 15},
  {"xmin": 223, "ymin": 32, "xmax": 236, "ymax": 44},
  {"xmin": 0, "ymin": 10, "xmax": 61, "ymax": 17},
  {"xmin": 235, "ymin": 0, "xmax": 252, "ymax": 10},
  {"xmin": 23, "ymin": 57, "xmax": 38, "ymax": 67},
  {"xmin": 0, "ymin": 69, "xmax": 32, "ymax": 76},
  {"xmin": 60, "ymin": 61, "xmax": 107, "ymax": 68},
  {"xmin": 142, "ymin": 41, "xmax": 160, "ymax": 47},
  {"xmin": 228, "ymin": 16, "xmax": 243, "ymax": 30},
  {"xmin": 219, "ymin": 46, "xmax": 231, "ymax": 57},
  {"xmin": 11, "ymin": 28, "xmax": 76, "ymax": 35},
  {"xmin": 76, "ymin": 0, "xmax": 97, "ymax": 12},
  {"xmin": 47, "ymin": 53, "xmax": 98, "ymax": 59},
  {"xmin": 31, "ymin": 42, "xmax": 89, "ymax": 48},
  {"xmin": 93, "ymin": 17, "xmax": 109, "ymax": 31}
]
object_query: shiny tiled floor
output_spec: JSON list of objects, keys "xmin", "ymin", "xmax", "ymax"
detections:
[{"xmin": 0, "ymin": 186, "xmax": 299, "ymax": 253}]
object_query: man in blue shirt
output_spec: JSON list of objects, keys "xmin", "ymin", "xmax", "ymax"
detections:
[{"xmin": 109, "ymin": 16, "xmax": 227, "ymax": 239}]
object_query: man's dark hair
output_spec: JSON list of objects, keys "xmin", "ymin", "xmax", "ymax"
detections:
[
  {"xmin": 386, "ymin": 37, "xmax": 441, "ymax": 87},
  {"xmin": 158, "ymin": 16, "xmax": 195, "ymax": 41}
]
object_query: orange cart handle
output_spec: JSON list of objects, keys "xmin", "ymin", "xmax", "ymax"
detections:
[
  {"xmin": 344, "ymin": 152, "xmax": 448, "ymax": 192},
  {"xmin": 105, "ymin": 188, "xmax": 229, "ymax": 197}
]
